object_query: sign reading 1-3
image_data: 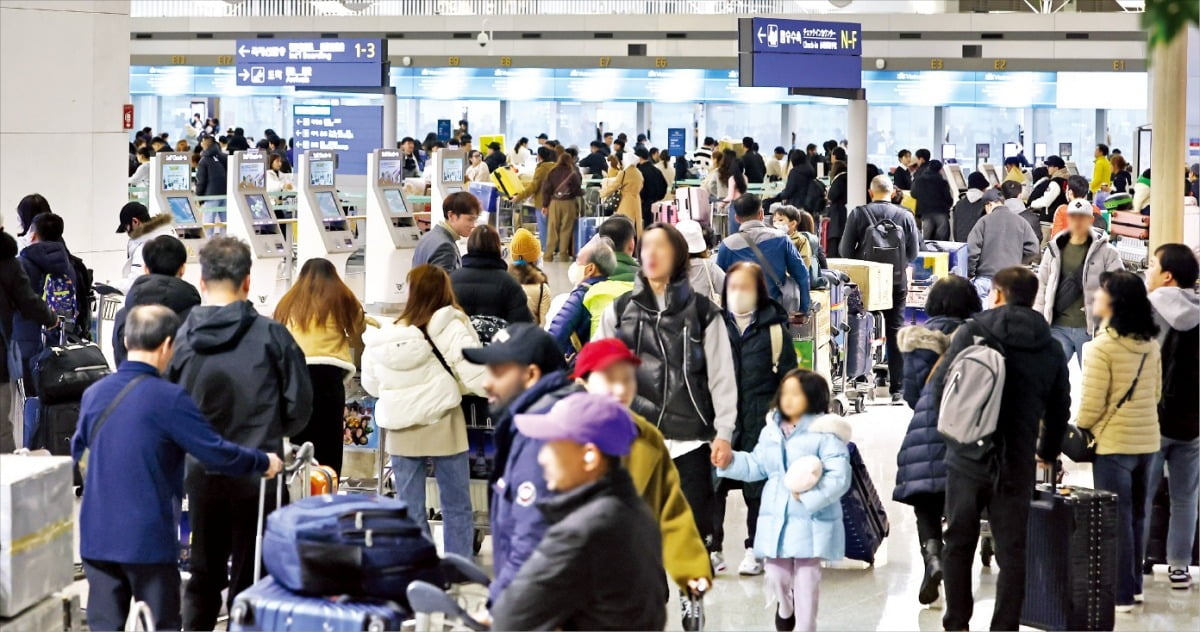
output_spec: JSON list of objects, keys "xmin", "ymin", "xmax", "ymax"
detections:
[
  {"xmin": 235, "ymin": 38, "xmax": 385, "ymax": 87},
  {"xmin": 744, "ymin": 17, "xmax": 861, "ymax": 56}
]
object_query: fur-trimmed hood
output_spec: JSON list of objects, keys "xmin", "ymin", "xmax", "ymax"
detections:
[
  {"xmin": 897, "ymin": 325, "xmax": 952, "ymax": 354},
  {"xmin": 806, "ymin": 414, "xmax": 852, "ymax": 443},
  {"xmin": 129, "ymin": 213, "xmax": 173, "ymax": 239}
]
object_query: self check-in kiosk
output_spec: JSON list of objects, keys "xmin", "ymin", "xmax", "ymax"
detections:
[
  {"xmin": 226, "ymin": 149, "xmax": 290, "ymax": 313},
  {"xmin": 1065, "ymin": 161, "xmax": 1080, "ymax": 177},
  {"xmin": 981, "ymin": 163, "xmax": 1000, "ymax": 188},
  {"xmin": 149, "ymin": 151, "xmax": 207, "ymax": 286},
  {"xmin": 430, "ymin": 148, "xmax": 466, "ymax": 219},
  {"xmin": 946, "ymin": 163, "xmax": 968, "ymax": 198},
  {"xmin": 296, "ymin": 150, "xmax": 356, "ymax": 280},
  {"xmin": 365, "ymin": 149, "xmax": 421, "ymax": 307}
]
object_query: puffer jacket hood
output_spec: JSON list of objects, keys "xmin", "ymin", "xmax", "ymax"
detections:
[
  {"xmin": 807, "ymin": 414, "xmax": 852, "ymax": 443},
  {"xmin": 363, "ymin": 306, "xmax": 466, "ymax": 372},
  {"xmin": 129, "ymin": 213, "xmax": 173, "ymax": 240},
  {"xmin": 182, "ymin": 300, "xmax": 258, "ymax": 354},
  {"xmin": 20, "ymin": 241, "xmax": 74, "ymax": 277},
  {"xmin": 897, "ymin": 320, "xmax": 955, "ymax": 354},
  {"xmin": 1149, "ymin": 286, "xmax": 1200, "ymax": 333},
  {"xmin": 127, "ymin": 274, "xmax": 201, "ymax": 314}
]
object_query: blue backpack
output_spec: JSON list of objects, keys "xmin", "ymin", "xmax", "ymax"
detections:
[{"xmin": 41, "ymin": 273, "xmax": 77, "ymax": 322}]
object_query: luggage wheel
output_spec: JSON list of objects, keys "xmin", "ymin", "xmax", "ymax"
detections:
[
  {"xmin": 831, "ymin": 398, "xmax": 847, "ymax": 417},
  {"xmin": 473, "ymin": 529, "xmax": 485, "ymax": 555},
  {"xmin": 853, "ymin": 393, "xmax": 866, "ymax": 414}
]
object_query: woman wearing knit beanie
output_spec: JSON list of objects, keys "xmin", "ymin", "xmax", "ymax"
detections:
[{"xmin": 509, "ymin": 228, "xmax": 552, "ymax": 325}]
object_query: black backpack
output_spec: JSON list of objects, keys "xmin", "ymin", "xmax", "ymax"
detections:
[
  {"xmin": 855, "ymin": 204, "xmax": 905, "ymax": 270},
  {"xmin": 805, "ymin": 179, "xmax": 828, "ymax": 215}
]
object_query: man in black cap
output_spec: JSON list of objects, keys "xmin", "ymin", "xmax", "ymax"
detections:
[
  {"xmin": 117, "ymin": 201, "xmax": 177, "ymax": 293},
  {"xmin": 462, "ymin": 323, "xmax": 578, "ymax": 603},
  {"xmin": 911, "ymin": 159, "xmax": 955, "ymax": 240},
  {"xmin": 1029, "ymin": 155, "xmax": 1069, "ymax": 222},
  {"xmin": 484, "ymin": 141, "xmax": 507, "ymax": 173}
]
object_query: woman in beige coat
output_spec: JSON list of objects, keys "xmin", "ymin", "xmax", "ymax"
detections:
[
  {"xmin": 601, "ymin": 159, "xmax": 645, "ymax": 236},
  {"xmin": 1075, "ymin": 270, "xmax": 1162, "ymax": 611}
]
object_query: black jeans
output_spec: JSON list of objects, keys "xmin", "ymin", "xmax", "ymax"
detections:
[
  {"xmin": 921, "ymin": 213, "xmax": 950, "ymax": 241},
  {"xmin": 942, "ymin": 470, "xmax": 1030, "ymax": 631},
  {"xmin": 911, "ymin": 492, "xmax": 945, "ymax": 545},
  {"xmin": 674, "ymin": 444, "xmax": 716, "ymax": 551},
  {"xmin": 182, "ymin": 471, "xmax": 285, "ymax": 631},
  {"xmin": 882, "ymin": 288, "xmax": 908, "ymax": 394},
  {"xmin": 712, "ymin": 482, "xmax": 761, "ymax": 551},
  {"xmin": 83, "ymin": 559, "xmax": 181, "ymax": 631},
  {"xmin": 292, "ymin": 364, "xmax": 347, "ymax": 475}
]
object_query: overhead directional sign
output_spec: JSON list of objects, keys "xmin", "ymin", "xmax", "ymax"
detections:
[
  {"xmin": 235, "ymin": 38, "xmax": 384, "ymax": 88},
  {"xmin": 737, "ymin": 17, "xmax": 862, "ymax": 90}
]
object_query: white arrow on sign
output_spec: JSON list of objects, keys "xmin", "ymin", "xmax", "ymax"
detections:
[
  {"xmin": 239, "ymin": 68, "xmax": 250, "ymax": 80},
  {"xmin": 238, "ymin": 44, "xmax": 249, "ymax": 57},
  {"xmin": 757, "ymin": 26, "xmax": 766, "ymax": 43}
]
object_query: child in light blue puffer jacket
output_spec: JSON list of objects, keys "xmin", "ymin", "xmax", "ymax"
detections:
[{"xmin": 718, "ymin": 369, "xmax": 852, "ymax": 632}]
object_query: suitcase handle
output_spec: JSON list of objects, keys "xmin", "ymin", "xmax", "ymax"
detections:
[{"xmin": 253, "ymin": 441, "xmax": 314, "ymax": 582}]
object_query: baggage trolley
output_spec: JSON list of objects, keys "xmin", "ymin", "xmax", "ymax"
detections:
[
  {"xmin": 426, "ymin": 402, "xmax": 492, "ymax": 555},
  {"xmin": 253, "ymin": 442, "xmax": 315, "ymax": 582},
  {"xmin": 91, "ymin": 283, "xmax": 124, "ymax": 349}
]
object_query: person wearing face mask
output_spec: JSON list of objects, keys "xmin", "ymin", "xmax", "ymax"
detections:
[
  {"xmin": 546, "ymin": 236, "xmax": 621, "ymax": 358},
  {"xmin": 712, "ymin": 261, "xmax": 798, "ymax": 578}
]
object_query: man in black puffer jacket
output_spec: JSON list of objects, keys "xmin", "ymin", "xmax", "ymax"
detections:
[
  {"xmin": 911, "ymin": 159, "xmax": 955, "ymax": 241},
  {"xmin": 0, "ymin": 223, "xmax": 56, "ymax": 452},
  {"xmin": 112, "ymin": 235, "xmax": 201, "ymax": 366}
]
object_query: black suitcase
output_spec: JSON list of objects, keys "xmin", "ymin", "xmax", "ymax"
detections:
[
  {"xmin": 845, "ymin": 312, "xmax": 874, "ymax": 380},
  {"xmin": 31, "ymin": 330, "xmax": 109, "ymax": 404},
  {"xmin": 1020, "ymin": 474, "xmax": 1118, "ymax": 631},
  {"xmin": 1144, "ymin": 472, "xmax": 1200, "ymax": 569},
  {"xmin": 841, "ymin": 442, "xmax": 889, "ymax": 564},
  {"xmin": 229, "ymin": 577, "xmax": 408, "ymax": 632}
]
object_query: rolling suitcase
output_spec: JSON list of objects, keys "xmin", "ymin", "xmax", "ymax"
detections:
[
  {"xmin": 1110, "ymin": 210, "xmax": 1148, "ymax": 226},
  {"xmin": 1020, "ymin": 468, "xmax": 1118, "ymax": 631},
  {"xmin": 229, "ymin": 577, "xmax": 408, "ymax": 632},
  {"xmin": 1110, "ymin": 223, "xmax": 1149, "ymax": 239},
  {"xmin": 841, "ymin": 442, "xmax": 889, "ymax": 565},
  {"xmin": 845, "ymin": 312, "xmax": 875, "ymax": 380},
  {"xmin": 490, "ymin": 167, "xmax": 524, "ymax": 199},
  {"xmin": 576, "ymin": 216, "xmax": 602, "ymax": 253},
  {"xmin": 652, "ymin": 201, "xmax": 679, "ymax": 224}
]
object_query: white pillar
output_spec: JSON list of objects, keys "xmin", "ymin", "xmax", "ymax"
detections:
[
  {"xmin": 933, "ymin": 106, "xmax": 946, "ymax": 154},
  {"xmin": 847, "ymin": 97, "xmax": 868, "ymax": 208},
  {"xmin": 637, "ymin": 102, "xmax": 650, "ymax": 142},
  {"xmin": 382, "ymin": 88, "xmax": 397, "ymax": 149},
  {"xmin": 1, "ymin": 1, "xmax": 131, "ymax": 283},
  {"xmin": 1149, "ymin": 34, "xmax": 1188, "ymax": 247}
]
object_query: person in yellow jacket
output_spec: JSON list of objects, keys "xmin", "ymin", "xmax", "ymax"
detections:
[
  {"xmin": 1090, "ymin": 143, "xmax": 1113, "ymax": 194},
  {"xmin": 572, "ymin": 338, "xmax": 713, "ymax": 629}
]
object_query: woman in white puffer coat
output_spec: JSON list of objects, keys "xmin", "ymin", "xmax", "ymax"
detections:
[{"xmin": 362, "ymin": 264, "xmax": 487, "ymax": 557}]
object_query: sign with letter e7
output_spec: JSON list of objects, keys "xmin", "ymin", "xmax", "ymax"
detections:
[{"xmin": 740, "ymin": 18, "xmax": 861, "ymax": 56}]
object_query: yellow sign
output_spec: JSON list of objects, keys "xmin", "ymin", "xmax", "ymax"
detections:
[
  {"xmin": 655, "ymin": 57, "xmax": 668, "ymax": 68},
  {"xmin": 993, "ymin": 59, "xmax": 1008, "ymax": 70},
  {"xmin": 171, "ymin": 55, "xmax": 187, "ymax": 65},
  {"xmin": 448, "ymin": 56, "xmax": 460, "ymax": 67},
  {"xmin": 217, "ymin": 55, "xmax": 233, "ymax": 65},
  {"xmin": 599, "ymin": 56, "xmax": 612, "ymax": 68},
  {"xmin": 930, "ymin": 58, "xmax": 944, "ymax": 70},
  {"xmin": 500, "ymin": 56, "xmax": 512, "ymax": 67},
  {"xmin": 1113, "ymin": 59, "xmax": 1126, "ymax": 71}
]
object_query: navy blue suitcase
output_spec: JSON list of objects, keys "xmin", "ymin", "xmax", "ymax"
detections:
[
  {"xmin": 576, "ymin": 216, "xmax": 601, "ymax": 253},
  {"xmin": 845, "ymin": 312, "xmax": 875, "ymax": 380},
  {"xmin": 229, "ymin": 577, "xmax": 407, "ymax": 632},
  {"xmin": 840, "ymin": 442, "xmax": 889, "ymax": 565}
]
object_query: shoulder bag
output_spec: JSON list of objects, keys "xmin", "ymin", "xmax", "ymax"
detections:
[
  {"xmin": 598, "ymin": 169, "xmax": 625, "ymax": 215},
  {"xmin": 1061, "ymin": 353, "xmax": 1147, "ymax": 463},
  {"xmin": 78, "ymin": 374, "xmax": 150, "ymax": 478},
  {"xmin": 737, "ymin": 231, "xmax": 801, "ymax": 313}
]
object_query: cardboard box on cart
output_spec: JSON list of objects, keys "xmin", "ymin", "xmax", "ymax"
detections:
[
  {"xmin": 0, "ymin": 456, "xmax": 74, "ymax": 618},
  {"xmin": 826, "ymin": 259, "xmax": 894, "ymax": 311}
]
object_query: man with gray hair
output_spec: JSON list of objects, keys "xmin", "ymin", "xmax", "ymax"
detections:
[
  {"xmin": 547, "ymin": 235, "xmax": 621, "ymax": 357},
  {"xmin": 166, "ymin": 236, "xmax": 312, "ymax": 629},
  {"xmin": 839, "ymin": 174, "xmax": 921, "ymax": 403},
  {"xmin": 72, "ymin": 305, "xmax": 281, "ymax": 632}
]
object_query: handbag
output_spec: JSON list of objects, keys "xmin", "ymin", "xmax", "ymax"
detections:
[
  {"xmin": 1062, "ymin": 353, "xmax": 1147, "ymax": 463},
  {"xmin": 737, "ymin": 232, "xmax": 802, "ymax": 313},
  {"xmin": 598, "ymin": 170, "xmax": 625, "ymax": 215},
  {"xmin": 78, "ymin": 374, "xmax": 149, "ymax": 478}
]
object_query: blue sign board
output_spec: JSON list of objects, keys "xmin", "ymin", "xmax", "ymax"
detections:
[
  {"xmin": 741, "ymin": 18, "xmax": 861, "ymax": 56},
  {"xmin": 667, "ymin": 128, "xmax": 687, "ymax": 157},
  {"xmin": 437, "ymin": 119, "xmax": 452, "ymax": 142},
  {"xmin": 292, "ymin": 105, "xmax": 382, "ymax": 175},
  {"xmin": 237, "ymin": 38, "xmax": 383, "ymax": 88},
  {"xmin": 740, "ymin": 53, "xmax": 863, "ymax": 90}
]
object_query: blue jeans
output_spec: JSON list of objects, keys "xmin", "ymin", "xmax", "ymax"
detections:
[
  {"xmin": 391, "ymin": 453, "xmax": 474, "ymax": 558},
  {"xmin": 1050, "ymin": 325, "xmax": 1090, "ymax": 367},
  {"xmin": 1093, "ymin": 452, "xmax": 1156, "ymax": 605},
  {"xmin": 1147, "ymin": 436, "xmax": 1200, "ymax": 568}
]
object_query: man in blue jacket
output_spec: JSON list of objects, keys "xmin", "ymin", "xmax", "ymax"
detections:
[
  {"xmin": 546, "ymin": 235, "xmax": 618, "ymax": 357},
  {"xmin": 72, "ymin": 305, "xmax": 281, "ymax": 632},
  {"xmin": 717, "ymin": 194, "xmax": 811, "ymax": 313},
  {"xmin": 462, "ymin": 324, "xmax": 577, "ymax": 604}
]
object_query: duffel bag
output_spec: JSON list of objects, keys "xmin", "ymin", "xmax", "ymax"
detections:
[
  {"xmin": 32, "ymin": 334, "xmax": 110, "ymax": 404},
  {"xmin": 263, "ymin": 494, "xmax": 445, "ymax": 606}
]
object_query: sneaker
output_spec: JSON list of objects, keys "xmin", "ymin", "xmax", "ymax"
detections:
[
  {"xmin": 738, "ymin": 549, "xmax": 764, "ymax": 576},
  {"xmin": 710, "ymin": 551, "xmax": 727, "ymax": 573},
  {"xmin": 1133, "ymin": 593, "xmax": 1144, "ymax": 604},
  {"xmin": 1169, "ymin": 567, "xmax": 1192, "ymax": 589},
  {"xmin": 891, "ymin": 392, "xmax": 905, "ymax": 405},
  {"xmin": 1115, "ymin": 604, "xmax": 1135, "ymax": 613},
  {"xmin": 680, "ymin": 592, "xmax": 704, "ymax": 631}
]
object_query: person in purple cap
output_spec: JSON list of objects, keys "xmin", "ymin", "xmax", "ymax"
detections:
[{"xmin": 490, "ymin": 393, "xmax": 668, "ymax": 631}]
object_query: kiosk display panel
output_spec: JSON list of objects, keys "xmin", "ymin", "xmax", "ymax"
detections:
[
  {"xmin": 383, "ymin": 189, "xmax": 409, "ymax": 215},
  {"xmin": 167, "ymin": 196, "xmax": 198, "ymax": 224},
  {"xmin": 163, "ymin": 163, "xmax": 191, "ymax": 192},
  {"xmin": 941, "ymin": 144, "xmax": 956, "ymax": 162},
  {"xmin": 240, "ymin": 161, "xmax": 266, "ymax": 190},
  {"xmin": 310, "ymin": 160, "xmax": 335, "ymax": 187},
  {"xmin": 1034, "ymin": 143, "xmax": 1047, "ymax": 161},
  {"xmin": 317, "ymin": 191, "xmax": 343, "ymax": 220},
  {"xmin": 982, "ymin": 164, "xmax": 1000, "ymax": 186},
  {"xmin": 378, "ymin": 159, "xmax": 404, "ymax": 186},
  {"xmin": 441, "ymin": 156, "xmax": 464, "ymax": 182},
  {"xmin": 949, "ymin": 167, "xmax": 967, "ymax": 191},
  {"xmin": 246, "ymin": 194, "xmax": 273, "ymax": 222},
  {"xmin": 1002, "ymin": 143, "xmax": 1019, "ymax": 160}
]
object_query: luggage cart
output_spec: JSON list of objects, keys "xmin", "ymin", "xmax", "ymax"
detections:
[{"xmin": 425, "ymin": 399, "xmax": 493, "ymax": 556}]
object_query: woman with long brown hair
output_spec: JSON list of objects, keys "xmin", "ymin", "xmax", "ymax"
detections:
[
  {"xmin": 274, "ymin": 257, "xmax": 369, "ymax": 475},
  {"xmin": 540, "ymin": 152, "xmax": 583, "ymax": 261},
  {"xmin": 361, "ymin": 264, "xmax": 486, "ymax": 557}
]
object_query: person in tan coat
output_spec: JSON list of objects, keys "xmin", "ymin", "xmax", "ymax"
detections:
[
  {"xmin": 1075, "ymin": 270, "xmax": 1162, "ymax": 611},
  {"xmin": 601, "ymin": 160, "xmax": 645, "ymax": 236}
]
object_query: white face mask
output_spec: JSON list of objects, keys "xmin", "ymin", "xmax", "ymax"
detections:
[
  {"xmin": 567, "ymin": 262, "xmax": 586, "ymax": 285},
  {"xmin": 726, "ymin": 290, "xmax": 757, "ymax": 315},
  {"xmin": 773, "ymin": 221, "xmax": 791, "ymax": 233}
]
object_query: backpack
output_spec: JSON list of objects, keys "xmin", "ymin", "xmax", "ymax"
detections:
[
  {"xmin": 41, "ymin": 272, "xmax": 77, "ymax": 322},
  {"xmin": 937, "ymin": 325, "xmax": 1006, "ymax": 461},
  {"xmin": 469, "ymin": 315, "xmax": 508, "ymax": 346},
  {"xmin": 801, "ymin": 232, "xmax": 824, "ymax": 288},
  {"xmin": 854, "ymin": 204, "xmax": 906, "ymax": 270},
  {"xmin": 805, "ymin": 179, "xmax": 828, "ymax": 215}
]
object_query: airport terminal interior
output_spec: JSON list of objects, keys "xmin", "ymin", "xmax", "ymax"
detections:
[{"xmin": 2, "ymin": 0, "xmax": 1200, "ymax": 630}]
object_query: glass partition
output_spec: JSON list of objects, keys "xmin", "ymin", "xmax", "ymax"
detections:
[
  {"xmin": 417, "ymin": 100, "xmax": 500, "ymax": 143},
  {"xmin": 945, "ymin": 106, "xmax": 1023, "ymax": 170},
  {"xmin": 507, "ymin": 101, "xmax": 557, "ymax": 145},
  {"xmin": 1034, "ymin": 108, "xmax": 1094, "ymax": 173},
  {"xmin": 866, "ymin": 105, "xmax": 934, "ymax": 169},
  {"xmin": 707, "ymin": 103, "xmax": 782, "ymax": 148}
]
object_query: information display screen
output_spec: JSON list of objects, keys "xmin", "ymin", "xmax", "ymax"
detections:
[
  {"xmin": 245, "ymin": 194, "xmax": 273, "ymax": 222},
  {"xmin": 240, "ymin": 161, "xmax": 265, "ymax": 190},
  {"xmin": 441, "ymin": 157, "xmax": 463, "ymax": 182},
  {"xmin": 1002, "ymin": 143, "xmax": 1019, "ymax": 160},
  {"xmin": 941, "ymin": 144, "xmax": 956, "ymax": 161},
  {"xmin": 1034, "ymin": 143, "xmax": 1047, "ymax": 161},
  {"xmin": 316, "ymin": 191, "xmax": 343, "ymax": 220},
  {"xmin": 310, "ymin": 160, "xmax": 335, "ymax": 187},
  {"xmin": 383, "ymin": 189, "xmax": 409, "ymax": 215},
  {"xmin": 378, "ymin": 159, "xmax": 404, "ymax": 186},
  {"xmin": 162, "ymin": 163, "xmax": 191, "ymax": 191},
  {"xmin": 1059, "ymin": 142, "xmax": 1072, "ymax": 158},
  {"xmin": 167, "ymin": 196, "xmax": 197, "ymax": 224}
]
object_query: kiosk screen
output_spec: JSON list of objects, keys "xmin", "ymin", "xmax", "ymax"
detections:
[
  {"xmin": 982, "ymin": 164, "xmax": 1000, "ymax": 186},
  {"xmin": 1002, "ymin": 143, "xmax": 1019, "ymax": 160},
  {"xmin": 240, "ymin": 161, "xmax": 265, "ymax": 190},
  {"xmin": 949, "ymin": 168, "xmax": 967, "ymax": 191},
  {"xmin": 941, "ymin": 144, "xmax": 956, "ymax": 161},
  {"xmin": 1034, "ymin": 143, "xmax": 1047, "ymax": 161},
  {"xmin": 378, "ymin": 159, "xmax": 403, "ymax": 186},
  {"xmin": 383, "ymin": 189, "xmax": 409, "ymax": 215},
  {"xmin": 317, "ymin": 191, "xmax": 342, "ymax": 220},
  {"xmin": 162, "ymin": 163, "xmax": 191, "ymax": 192},
  {"xmin": 310, "ymin": 160, "xmax": 335, "ymax": 187},
  {"xmin": 167, "ymin": 196, "xmax": 197, "ymax": 224},
  {"xmin": 246, "ymin": 194, "xmax": 273, "ymax": 222},
  {"xmin": 441, "ymin": 157, "xmax": 464, "ymax": 182}
]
